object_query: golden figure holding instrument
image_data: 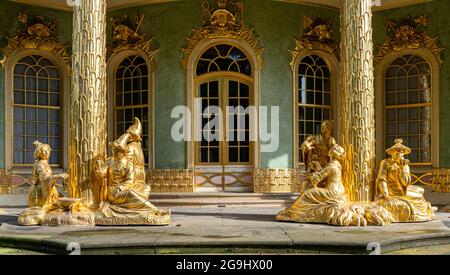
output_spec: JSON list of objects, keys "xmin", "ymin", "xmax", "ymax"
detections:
[
  {"xmin": 18, "ymin": 118, "xmax": 170, "ymax": 226},
  {"xmin": 277, "ymin": 144, "xmax": 394, "ymax": 226},
  {"xmin": 278, "ymin": 135, "xmax": 437, "ymax": 226}
]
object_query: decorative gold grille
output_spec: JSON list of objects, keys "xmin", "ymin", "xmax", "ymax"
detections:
[
  {"xmin": 114, "ymin": 55, "xmax": 150, "ymax": 164},
  {"xmin": 12, "ymin": 55, "xmax": 62, "ymax": 166},
  {"xmin": 297, "ymin": 55, "xmax": 332, "ymax": 164},
  {"xmin": 385, "ymin": 54, "xmax": 432, "ymax": 165}
]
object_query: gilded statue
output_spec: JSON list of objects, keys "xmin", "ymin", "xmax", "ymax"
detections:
[
  {"xmin": 18, "ymin": 141, "xmax": 69, "ymax": 225},
  {"xmin": 94, "ymin": 118, "xmax": 170, "ymax": 225},
  {"xmin": 375, "ymin": 139, "xmax": 437, "ymax": 222},
  {"xmin": 277, "ymin": 144, "xmax": 394, "ymax": 226},
  {"xmin": 18, "ymin": 118, "xmax": 170, "ymax": 226},
  {"xmin": 301, "ymin": 120, "xmax": 336, "ymax": 174}
]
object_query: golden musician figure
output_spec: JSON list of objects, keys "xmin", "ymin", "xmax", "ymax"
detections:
[
  {"xmin": 18, "ymin": 118, "xmax": 170, "ymax": 226},
  {"xmin": 277, "ymin": 133, "xmax": 436, "ymax": 226}
]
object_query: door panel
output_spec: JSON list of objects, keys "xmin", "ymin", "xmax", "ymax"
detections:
[{"xmin": 195, "ymin": 77, "xmax": 253, "ymax": 192}]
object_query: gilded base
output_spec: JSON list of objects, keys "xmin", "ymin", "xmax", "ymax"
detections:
[
  {"xmin": 276, "ymin": 201, "xmax": 395, "ymax": 226},
  {"xmin": 18, "ymin": 207, "xmax": 95, "ymax": 226},
  {"xmin": 18, "ymin": 207, "xmax": 171, "ymax": 226},
  {"xmin": 95, "ymin": 209, "xmax": 171, "ymax": 226}
]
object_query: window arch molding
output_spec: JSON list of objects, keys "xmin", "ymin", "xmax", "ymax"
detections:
[
  {"xmin": 185, "ymin": 37, "xmax": 261, "ymax": 170},
  {"xmin": 3, "ymin": 48, "xmax": 70, "ymax": 171},
  {"xmin": 375, "ymin": 47, "xmax": 441, "ymax": 170},
  {"xmin": 106, "ymin": 49, "xmax": 155, "ymax": 168},
  {"xmin": 291, "ymin": 48, "xmax": 340, "ymax": 169}
]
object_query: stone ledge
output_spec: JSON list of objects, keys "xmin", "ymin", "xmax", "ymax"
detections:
[{"xmin": 1, "ymin": 208, "xmax": 450, "ymax": 255}]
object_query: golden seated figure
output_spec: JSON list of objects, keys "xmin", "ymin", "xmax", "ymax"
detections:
[
  {"xmin": 277, "ymin": 144, "xmax": 394, "ymax": 226},
  {"xmin": 375, "ymin": 139, "xmax": 436, "ymax": 223},
  {"xmin": 18, "ymin": 141, "xmax": 73, "ymax": 225},
  {"xmin": 18, "ymin": 118, "xmax": 170, "ymax": 226},
  {"xmin": 301, "ymin": 120, "xmax": 336, "ymax": 174},
  {"xmin": 94, "ymin": 118, "xmax": 170, "ymax": 225}
]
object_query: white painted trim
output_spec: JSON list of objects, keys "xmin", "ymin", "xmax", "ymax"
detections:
[{"xmin": 3, "ymin": 48, "xmax": 70, "ymax": 170}]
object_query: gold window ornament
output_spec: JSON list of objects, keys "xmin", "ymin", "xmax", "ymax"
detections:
[{"xmin": 12, "ymin": 55, "xmax": 62, "ymax": 166}]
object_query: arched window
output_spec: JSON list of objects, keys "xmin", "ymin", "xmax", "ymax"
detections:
[
  {"xmin": 297, "ymin": 55, "xmax": 332, "ymax": 164},
  {"xmin": 12, "ymin": 55, "xmax": 62, "ymax": 166},
  {"xmin": 114, "ymin": 55, "xmax": 151, "ymax": 165},
  {"xmin": 384, "ymin": 55, "xmax": 432, "ymax": 165},
  {"xmin": 196, "ymin": 44, "xmax": 252, "ymax": 77}
]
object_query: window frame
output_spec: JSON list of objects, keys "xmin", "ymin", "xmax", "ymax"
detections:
[
  {"xmin": 375, "ymin": 48, "xmax": 440, "ymax": 172},
  {"xmin": 106, "ymin": 49, "xmax": 155, "ymax": 169},
  {"xmin": 4, "ymin": 48, "xmax": 70, "ymax": 173},
  {"xmin": 194, "ymin": 73, "xmax": 254, "ymax": 166},
  {"xmin": 292, "ymin": 49, "xmax": 340, "ymax": 169},
  {"xmin": 185, "ymin": 39, "xmax": 261, "ymax": 170}
]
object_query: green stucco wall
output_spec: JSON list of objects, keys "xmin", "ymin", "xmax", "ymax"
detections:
[
  {"xmin": 108, "ymin": 0, "xmax": 340, "ymax": 169},
  {"xmin": 0, "ymin": 0, "xmax": 448, "ymax": 170},
  {"xmin": 0, "ymin": 0, "xmax": 73, "ymax": 169},
  {"xmin": 373, "ymin": 0, "xmax": 450, "ymax": 167}
]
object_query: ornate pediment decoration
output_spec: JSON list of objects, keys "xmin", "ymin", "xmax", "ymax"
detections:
[
  {"xmin": 1, "ymin": 12, "xmax": 71, "ymax": 67},
  {"xmin": 375, "ymin": 14, "xmax": 444, "ymax": 65},
  {"xmin": 290, "ymin": 15, "xmax": 338, "ymax": 67},
  {"xmin": 182, "ymin": 0, "xmax": 263, "ymax": 68},
  {"xmin": 108, "ymin": 14, "xmax": 158, "ymax": 61}
]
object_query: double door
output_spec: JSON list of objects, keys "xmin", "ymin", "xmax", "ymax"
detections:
[{"xmin": 195, "ymin": 77, "xmax": 254, "ymax": 192}]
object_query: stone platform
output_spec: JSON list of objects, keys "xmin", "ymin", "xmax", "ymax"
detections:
[{"xmin": 1, "ymin": 207, "xmax": 450, "ymax": 254}]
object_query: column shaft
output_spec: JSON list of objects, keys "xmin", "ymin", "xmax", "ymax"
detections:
[
  {"xmin": 339, "ymin": 0, "xmax": 376, "ymax": 202},
  {"xmin": 69, "ymin": 0, "xmax": 107, "ymax": 202}
]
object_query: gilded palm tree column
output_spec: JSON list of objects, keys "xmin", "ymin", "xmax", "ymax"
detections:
[
  {"xmin": 69, "ymin": 0, "xmax": 107, "ymax": 203},
  {"xmin": 339, "ymin": 0, "xmax": 376, "ymax": 202}
]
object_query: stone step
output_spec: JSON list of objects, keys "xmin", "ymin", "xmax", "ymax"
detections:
[{"xmin": 150, "ymin": 192, "xmax": 298, "ymax": 208}]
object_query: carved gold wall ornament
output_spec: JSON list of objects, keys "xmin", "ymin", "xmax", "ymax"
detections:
[
  {"xmin": 253, "ymin": 169, "xmax": 303, "ymax": 193},
  {"xmin": 182, "ymin": 0, "xmax": 263, "ymax": 68},
  {"xmin": 374, "ymin": 14, "xmax": 444, "ymax": 65},
  {"xmin": 432, "ymin": 169, "xmax": 450, "ymax": 193},
  {"xmin": 108, "ymin": 13, "xmax": 158, "ymax": 61},
  {"xmin": 0, "ymin": 170, "xmax": 12, "ymax": 194},
  {"xmin": 290, "ymin": 15, "xmax": 338, "ymax": 67},
  {"xmin": 148, "ymin": 169, "xmax": 195, "ymax": 193},
  {"xmin": 1, "ymin": 12, "xmax": 71, "ymax": 67}
]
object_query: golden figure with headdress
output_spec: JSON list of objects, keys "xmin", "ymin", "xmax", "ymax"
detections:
[
  {"xmin": 277, "ymin": 144, "xmax": 394, "ymax": 226},
  {"xmin": 94, "ymin": 118, "xmax": 170, "ymax": 225},
  {"xmin": 301, "ymin": 120, "xmax": 336, "ymax": 173},
  {"xmin": 18, "ymin": 141, "xmax": 69, "ymax": 225},
  {"xmin": 375, "ymin": 139, "xmax": 437, "ymax": 222},
  {"xmin": 18, "ymin": 118, "xmax": 170, "ymax": 226}
]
